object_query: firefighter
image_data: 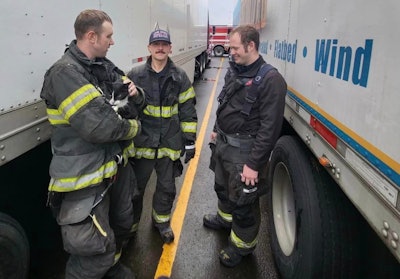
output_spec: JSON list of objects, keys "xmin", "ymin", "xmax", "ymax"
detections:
[
  {"xmin": 127, "ymin": 27, "xmax": 197, "ymax": 243},
  {"xmin": 40, "ymin": 10, "xmax": 142, "ymax": 278},
  {"xmin": 203, "ymin": 25, "xmax": 287, "ymax": 267}
]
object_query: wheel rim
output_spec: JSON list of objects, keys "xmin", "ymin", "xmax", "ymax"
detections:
[
  {"xmin": 214, "ymin": 46, "xmax": 224, "ymax": 56},
  {"xmin": 272, "ymin": 162, "xmax": 296, "ymax": 256}
]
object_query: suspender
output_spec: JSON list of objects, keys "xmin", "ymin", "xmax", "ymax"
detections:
[{"xmin": 241, "ymin": 63, "xmax": 275, "ymax": 117}]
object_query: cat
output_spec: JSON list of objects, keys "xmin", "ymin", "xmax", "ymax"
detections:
[{"xmin": 108, "ymin": 81, "xmax": 144, "ymax": 119}]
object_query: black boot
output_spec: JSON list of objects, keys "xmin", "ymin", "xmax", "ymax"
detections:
[
  {"xmin": 203, "ymin": 214, "xmax": 231, "ymax": 230},
  {"xmin": 219, "ymin": 245, "xmax": 243, "ymax": 267},
  {"xmin": 153, "ymin": 222, "xmax": 175, "ymax": 244},
  {"xmin": 104, "ymin": 262, "xmax": 135, "ymax": 279}
]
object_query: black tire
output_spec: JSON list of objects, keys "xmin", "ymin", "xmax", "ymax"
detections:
[
  {"xmin": 0, "ymin": 213, "xmax": 29, "ymax": 279},
  {"xmin": 195, "ymin": 52, "xmax": 207, "ymax": 79},
  {"xmin": 267, "ymin": 136, "xmax": 361, "ymax": 279},
  {"xmin": 213, "ymin": 45, "xmax": 225, "ymax": 57}
]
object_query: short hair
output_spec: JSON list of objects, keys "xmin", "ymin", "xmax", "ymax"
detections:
[
  {"xmin": 230, "ymin": 25, "xmax": 260, "ymax": 51},
  {"xmin": 74, "ymin": 9, "xmax": 112, "ymax": 39}
]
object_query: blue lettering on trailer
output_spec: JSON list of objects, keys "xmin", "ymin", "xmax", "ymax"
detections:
[
  {"xmin": 274, "ymin": 40, "xmax": 297, "ymax": 63},
  {"xmin": 315, "ymin": 39, "xmax": 373, "ymax": 87},
  {"xmin": 260, "ymin": 41, "xmax": 269, "ymax": 55}
]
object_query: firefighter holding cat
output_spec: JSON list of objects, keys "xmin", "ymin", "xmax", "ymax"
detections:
[
  {"xmin": 127, "ymin": 27, "xmax": 197, "ymax": 244},
  {"xmin": 40, "ymin": 9, "xmax": 141, "ymax": 279}
]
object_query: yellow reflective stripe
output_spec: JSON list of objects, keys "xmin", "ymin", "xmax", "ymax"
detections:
[
  {"xmin": 134, "ymin": 148, "xmax": 156, "ymax": 159},
  {"xmin": 122, "ymin": 141, "xmax": 135, "ymax": 159},
  {"xmin": 130, "ymin": 222, "xmax": 139, "ymax": 233},
  {"xmin": 90, "ymin": 214, "xmax": 107, "ymax": 237},
  {"xmin": 114, "ymin": 248, "xmax": 122, "ymax": 264},
  {"xmin": 120, "ymin": 141, "xmax": 135, "ymax": 166},
  {"xmin": 230, "ymin": 230, "xmax": 258, "ymax": 249},
  {"xmin": 48, "ymin": 160, "xmax": 118, "ymax": 192},
  {"xmin": 59, "ymin": 84, "xmax": 101, "ymax": 121},
  {"xmin": 157, "ymin": 147, "xmax": 181, "ymax": 161},
  {"xmin": 123, "ymin": 119, "xmax": 140, "ymax": 140},
  {"xmin": 143, "ymin": 104, "xmax": 178, "ymax": 118},
  {"xmin": 152, "ymin": 209, "xmax": 171, "ymax": 223},
  {"xmin": 179, "ymin": 86, "xmax": 195, "ymax": 103},
  {"xmin": 47, "ymin": 108, "xmax": 70, "ymax": 125},
  {"xmin": 218, "ymin": 208, "xmax": 232, "ymax": 223},
  {"xmin": 181, "ymin": 121, "xmax": 197, "ymax": 133},
  {"xmin": 134, "ymin": 147, "xmax": 180, "ymax": 161},
  {"xmin": 114, "ymin": 253, "xmax": 121, "ymax": 265}
]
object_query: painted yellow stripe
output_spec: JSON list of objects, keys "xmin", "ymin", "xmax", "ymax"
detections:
[
  {"xmin": 154, "ymin": 58, "xmax": 225, "ymax": 279},
  {"xmin": 288, "ymin": 86, "xmax": 400, "ymax": 173}
]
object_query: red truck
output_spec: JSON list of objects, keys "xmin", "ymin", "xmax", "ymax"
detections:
[{"xmin": 208, "ymin": 25, "xmax": 233, "ymax": 56}]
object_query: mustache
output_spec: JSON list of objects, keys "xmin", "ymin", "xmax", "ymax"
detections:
[{"xmin": 156, "ymin": 50, "xmax": 166, "ymax": 54}]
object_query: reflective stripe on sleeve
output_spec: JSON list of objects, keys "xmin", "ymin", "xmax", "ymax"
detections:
[
  {"xmin": 46, "ymin": 84, "xmax": 101, "ymax": 125},
  {"xmin": 179, "ymin": 86, "xmax": 195, "ymax": 103},
  {"xmin": 123, "ymin": 119, "xmax": 140, "ymax": 140},
  {"xmin": 181, "ymin": 121, "xmax": 197, "ymax": 133},
  {"xmin": 46, "ymin": 108, "xmax": 70, "ymax": 125},
  {"xmin": 59, "ymin": 84, "xmax": 101, "ymax": 121},
  {"xmin": 121, "ymin": 141, "xmax": 136, "ymax": 166}
]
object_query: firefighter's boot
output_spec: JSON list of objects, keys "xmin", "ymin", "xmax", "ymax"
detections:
[
  {"xmin": 219, "ymin": 245, "xmax": 243, "ymax": 267},
  {"xmin": 154, "ymin": 222, "xmax": 175, "ymax": 244},
  {"xmin": 203, "ymin": 214, "xmax": 231, "ymax": 230},
  {"xmin": 104, "ymin": 262, "xmax": 135, "ymax": 279}
]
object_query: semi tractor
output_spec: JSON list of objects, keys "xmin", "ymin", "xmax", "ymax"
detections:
[
  {"xmin": 235, "ymin": 0, "xmax": 400, "ymax": 277},
  {"xmin": 0, "ymin": 0, "xmax": 208, "ymax": 277},
  {"xmin": 208, "ymin": 25, "xmax": 233, "ymax": 57}
]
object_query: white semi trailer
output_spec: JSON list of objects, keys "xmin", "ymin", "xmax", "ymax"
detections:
[
  {"xmin": 234, "ymin": 0, "xmax": 400, "ymax": 277},
  {"xmin": 0, "ymin": 0, "xmax": 208, "ymax": 277}
]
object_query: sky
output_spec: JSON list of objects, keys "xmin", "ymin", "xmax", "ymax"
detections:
[{"xmin": 208, "ymin": 0, "xmax": 238, "ymax": 25}]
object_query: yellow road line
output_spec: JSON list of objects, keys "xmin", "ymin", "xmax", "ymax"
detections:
[{"xmin": 154, "ymin": 58, "xmax": 225, "ymax": 279}]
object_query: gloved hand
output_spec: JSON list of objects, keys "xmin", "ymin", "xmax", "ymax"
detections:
[
  {"xmin": 235, "ymin": 173, "xmax": 259, "ymax": 206},
  {"xmin": 237, "ymin": 184, "xmax": 259, "ymax": 206},
  {"xmin": 184, "ymin": 142, "xmax": 196, "ymax": 163},
  {"xmin": 208, "ymin": 141, "xmax": 216, "ymax": 171},
  {"xmin": 173, "ymin": 159, "xmax": 183, "ymax": 177}
]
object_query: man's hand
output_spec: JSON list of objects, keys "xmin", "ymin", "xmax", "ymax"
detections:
[
  {"xmin": 236, "ymin": 170, "xmax": 259, "ymax": 206},
  {"xmin": 184, "ymin": 142, "xmax": 196, "ymax": 163},
  {"xmin": 123, "ymin": 78, "xmax": 138, "ymax": 96},
  {"xmin": 210, "ymin": 131, "xmax": 217, "ymax": 142},
  {"xmin": 241, "ymin": 164, "xmax": 258, "ymax": 186}
]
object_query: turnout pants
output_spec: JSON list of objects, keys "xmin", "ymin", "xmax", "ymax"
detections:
[
  {"xmin": 213, "ymin": 134, "xmax": 261, "ymax": 255},
  {"xmin": 54, "ymin": 163, "xmax": 135, "ymax": 279},
  {"xmin": 131, "ymin": 157, "xmax": 176, "ymax": 226}
]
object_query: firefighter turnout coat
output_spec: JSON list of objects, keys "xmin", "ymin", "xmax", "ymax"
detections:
[
  {"xmin": 127, "ymin": 57, "xmax": 197, "ymax": 161},
  {"xmin": 40, "ymin": 40, "xmax": 140, "ymax": 193}
]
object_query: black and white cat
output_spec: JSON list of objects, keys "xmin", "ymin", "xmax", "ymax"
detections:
[{"xmin": 109, "ymin": 81, "xmax": 145, "ymax": 119}]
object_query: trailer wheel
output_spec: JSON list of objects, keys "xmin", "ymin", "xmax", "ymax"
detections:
[
  {"xmin": 213, "ymin": 45, "xmax": 225, "ymax": 57},
  {"xmin": 267, "ymin": 136, "xmax": 361, "ymax": 279},
  {"xmin": 0, "ymin": 213, "xmax": 29, "ymax": 279}
]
